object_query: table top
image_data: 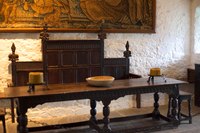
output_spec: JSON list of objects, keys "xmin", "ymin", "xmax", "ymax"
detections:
[{"xmin": 0, "ymin": 78, "xmax": 187, "ymax": 99}]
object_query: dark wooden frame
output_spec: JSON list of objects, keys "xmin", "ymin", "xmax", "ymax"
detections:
[
  {"xmin": 43, "ymin": 40, "xmax": 103, "ymax": 84},
  {"xmin": 0, "ymin": 0, "xmax": 156, "ymax": 33}
]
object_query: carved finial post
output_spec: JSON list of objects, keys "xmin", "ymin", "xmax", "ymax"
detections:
[
  {"xmin": 98, "ymin": 24, "xmax": 107, "ymax": 40},
  {"xmin": 8, "ymin": 43, "xmax": 19, "ymax": 63},
  {"xmin": 8, "ymin": 43, "xmax": 19, "ymax": 86},
  {"xmin": 40, "ymin": 24, "xmax": 49, "ymax": 86},
  {"xmin": 123, "ymin": 41, "xmax": 131, "ymax": 58},
  {"xmin": 98, "ymin": 24, "xmax": 106, "ymax": 75},
  {"xmin": 39, "ymin": 24, "xmax": 49, "ymax": 41}
]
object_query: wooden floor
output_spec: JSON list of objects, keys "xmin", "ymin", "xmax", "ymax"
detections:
[{"xmin": 1, "ymin": 83, "xmax": 199, "ymax": 133}]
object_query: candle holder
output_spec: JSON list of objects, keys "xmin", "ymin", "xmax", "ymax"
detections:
[
  {"xmin": 147, "ymin": 74, "xmax": 167, "ymax": 83},
  {"xmin": 28, "ymin": 72, "xmax": 45, "ymax": 92},
  {"xmin": 27, "ymin": 83, "xmax": 45, "ymax": 93}
]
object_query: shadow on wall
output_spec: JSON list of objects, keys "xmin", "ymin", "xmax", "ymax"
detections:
[{"xmin": 160, "ymin": 56, "xmax": 190, "ymax": 80}]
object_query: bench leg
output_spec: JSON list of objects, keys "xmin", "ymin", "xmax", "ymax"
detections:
[
  {"xmin": 167, "ymin": 95, "xmax": 172, "ymax": 117},
  {"xmin": 178, "ymin": 98, "xmax": 182, "ymax": 122},
  {"xmin": 178, "ymin": 95, "xmax": 192, "ymax": 124},
  {"xmin": 188, "ymin": 98, "xmax": 192, "ymax": 124},
  {"xmin": 136, "ymin": 94, "xmax": 141, "ymax": 108}
]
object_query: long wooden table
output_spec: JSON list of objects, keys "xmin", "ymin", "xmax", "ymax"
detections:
[{"xmin": 0, "ymin": 78, "xmax": 186, "ymax": 133}]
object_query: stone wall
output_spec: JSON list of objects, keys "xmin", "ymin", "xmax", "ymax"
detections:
[{"xmin": 0, "ymin": 0, "xmax": 192, "ymax": 118}]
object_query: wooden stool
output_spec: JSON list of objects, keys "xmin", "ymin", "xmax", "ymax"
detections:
[
  {"xmin": 167, "ymin": 91, "xmax": 192, "ymax": 124},
  {"xmin": 0, "ymin": 108, "xmax": 6, "ymax": 133}
]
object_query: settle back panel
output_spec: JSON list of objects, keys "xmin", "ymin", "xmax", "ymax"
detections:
[
  {"xmin": 43, "ymin": 40, "xmax": 103, "ymax": 84},
  {"xmin": 9, "ymin": 33, "xmax": 132, "ymax": 86}
]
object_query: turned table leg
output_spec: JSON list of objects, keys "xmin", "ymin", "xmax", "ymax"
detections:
[
  {"xmin": 16, "ymin": 99, "xmax": 29, "ymax": 133},
  {"xmin": 171, "ymin": 85, "xmax": 179, "ymax": 122},
  {"xmin": 152, "ymin": 92, "xmax": 160, "ymax": 120},
  {"xmin": 101, "ymin": 100, "xmax": 111, "ymax": 133},
  {"xmin": 90, "ymin": 99, "xmax": 97, "ymax": 125},
  {"xmin": 17, "ymin": 106, "xmax": 28, "ymax": 133},
  {"xmin": 171, "ymin": 95, "xmax": 179, "ymax": 121}
]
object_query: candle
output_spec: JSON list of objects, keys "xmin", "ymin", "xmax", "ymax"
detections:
[
  {"xmin": 28, "ymin": 72, "xmax": 44, "ymax": 84},
  {"xmin": 150, "ymin": 68, "xmax": 161, "ymax": 76}
]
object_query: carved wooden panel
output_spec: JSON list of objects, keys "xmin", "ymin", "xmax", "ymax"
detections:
[
  {"xmin": 44, "ymin": 40, "xmax": 103, "ymax": 84},
  {"xmin": 14, "ymin": 62, "xmax": 43, "ymax": 86},
  {"xmin": 47, "ymin": 52, "xmax": 59, "ymax": 67},
  {"xmin": 62, "ymin": 51, "xmax": 74, "ymax": 66},
  {"xmin": 48, "ymin": 69, "xmax": 60, "ymax": 84},
  {"xmin": 11, "ymin": 58, "xmax": 130, "ymax": 86},
  {"xmin": 63, "ymin": 69, "xmax": 76, "ymax": 83},
  {"xmin": 10, "ymin": 41, "xmax": 131, "ymax": 86},
  {"xmin": 104, "ymin": 58, "xmax": 129, "ymax": 80}
]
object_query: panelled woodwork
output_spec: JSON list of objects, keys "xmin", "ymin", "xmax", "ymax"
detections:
[
  {"xmin": 13, "ymin": 61, "xmax": 43, "ymax": 86},
  {"xmin": 11, "ymin": 58, "xmax": 131, "ymax": 86},
  {"xmin": 43, "ymin": 40, "xmax": 103, "ymax": 84},
  {"xmin": 104, "ymin": 58, "xmax": 129, "ymax": 80}
]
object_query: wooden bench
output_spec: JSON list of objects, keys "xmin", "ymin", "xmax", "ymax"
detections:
[{"xmin": 167, "ymin": 90, "xmax": 192, "ymax": 124}]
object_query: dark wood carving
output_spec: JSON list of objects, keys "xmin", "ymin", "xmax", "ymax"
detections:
[
  {"xmin": 14, "ymin": 62, "xmax": 43, "ymax": 86},
  {"xmin": 8, "ymin": 43, "xmax": 19, "ymax": 86},
  {"xmin": 123, "ymin": 41, "xmax": 131, "ymax": 58},
  {"xmin": 42, "ymin": 40, "xmax": 103, "ymax": 84},
  {"xmin": 8, "ymin": 43, "xmax": 19, "ymax": 123},
  {"xmin": 39, "ymin": 24, "xmax": 49, "ymax": 42},
  {"xmin": 104, "ymin": 58, "xmax": 130, "ymax": 79},
  {"xmin": 98, "ymin": 25, "xmax": 107, "ymax": 40}
]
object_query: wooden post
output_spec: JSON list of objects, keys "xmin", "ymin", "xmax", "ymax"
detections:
[
  {"xmin": 124, "ymin": 41, "xmax": 141, "ymax": 108},
  {"xmin": 39, "ymin": 24, "xmax": 49, "ymax": 86},
  {"xmin": 8, "ymin": 43, "xmax": 19, "ymax": 123}
]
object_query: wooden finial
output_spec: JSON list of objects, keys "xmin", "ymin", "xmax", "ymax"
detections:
[
  {"xmin": 123, "ymin": 41, "xmax": 131, "ymax": 58},
  {"xmin": 8, "ymin": 43, "xmax": 19, "ymax": 62},
  {"xmin": 98, "ymin": 24, "xmax": 107, "ymax": 40},
  {"xmin": 39, "ymin": 24, "xmax": 49, "ymax": 41}
]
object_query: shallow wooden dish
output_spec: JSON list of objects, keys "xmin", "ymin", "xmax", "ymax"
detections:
[{"xmin": 86, "ymin": 76, "xmax": 115, "ymax": 87}]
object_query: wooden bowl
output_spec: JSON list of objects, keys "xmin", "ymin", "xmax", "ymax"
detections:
[{"xmin": 86, "ymin": 76, "xmax": 115, "ymax": 87}]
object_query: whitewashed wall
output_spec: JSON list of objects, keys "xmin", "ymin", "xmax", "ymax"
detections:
[{"xmin": 0, "ymin": 0, "xmax": 192, "ymax": 119}]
